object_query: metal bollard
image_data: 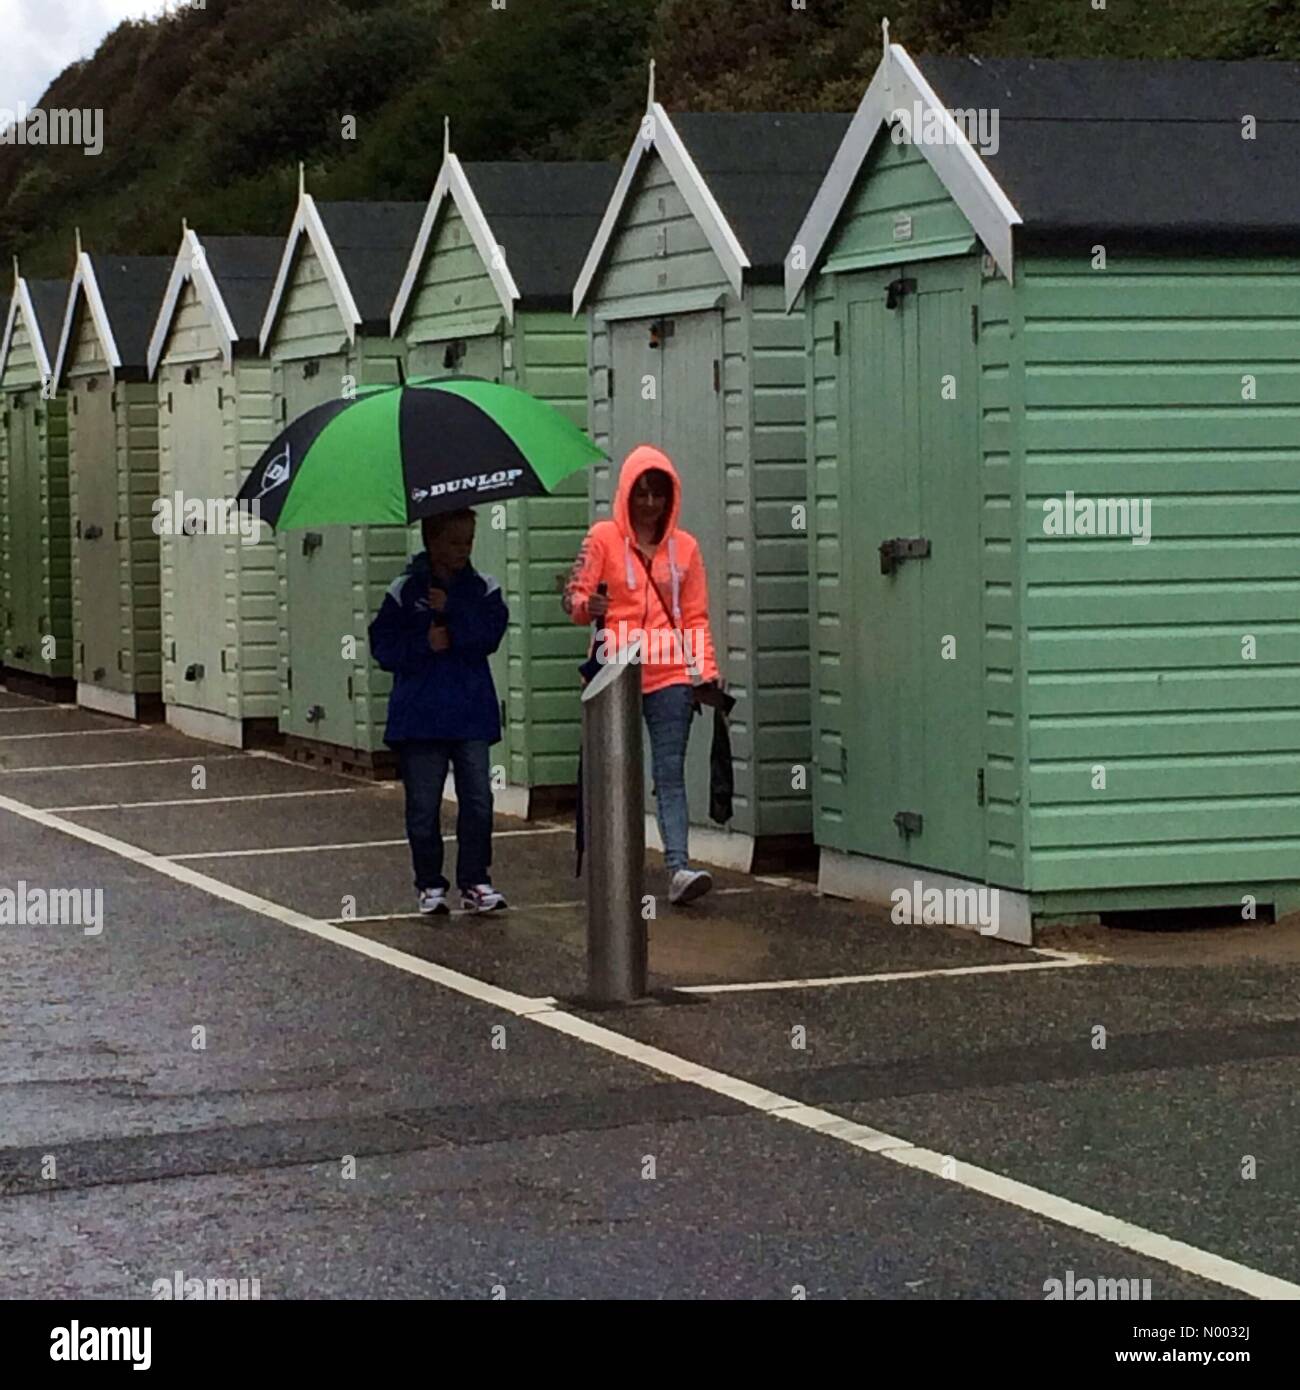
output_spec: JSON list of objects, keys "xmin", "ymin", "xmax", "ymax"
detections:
[{"xmin": 581, "ymin": 636, "xmax": 646, "ymax": 1003}]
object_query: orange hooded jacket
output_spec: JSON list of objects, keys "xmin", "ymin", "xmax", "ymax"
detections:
[{"xmin": 564, "ymin": 445, "xmax": 720, "ymax": 695}]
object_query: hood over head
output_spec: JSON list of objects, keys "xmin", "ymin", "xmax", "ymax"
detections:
[
  {"xmin": 612, "ymin": 444, "xmax": 682, "ymax": 542},
  {"xmin": 609, "ymin": 445, "xmax": 687, "ymax": 616}
]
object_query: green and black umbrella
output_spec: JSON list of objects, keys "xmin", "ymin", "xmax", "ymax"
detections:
[{"xmin": 236, "ymin": 376, "xmax": 605, "ymax": 529}]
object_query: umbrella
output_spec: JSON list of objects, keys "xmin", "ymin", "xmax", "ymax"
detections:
[{"xmin": 236, "ymin": 376, "xmax": 605, "ymax": 530}]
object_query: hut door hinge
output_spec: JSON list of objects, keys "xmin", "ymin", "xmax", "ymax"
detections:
[
  {"xmin": 72, "ymin": 394, "xmax": 78, "ymax": 415},
  {"xmin": 977, "ymin": 768, "xmax": 986, "ymax": 806},
  {"xmin": 167, "ymin": 392, "xmax": 173, "ymax": 414},
  {"xmin": 833, "ymin": 320, "xmax": 841, "ymax": 356},
  {"xmin": 894, "ymin": 809, "xmax": 923, "ymax": 838},
  {"xmin": 885, "ymin": 277, "xmax": 916, "ymax": 310},
  {"xmin": 347, "ymin": 676, "xmax": 353, "ymax": 701},
  {"xmin": 217, "ymin": 386, "xmax": 224, "ymax": 410},
  {"xmin": 606, "ymin": 366, "xmax": 614, "ymax": 399},
  {"xmin": 712, "ymin": 358, "xmax": 720, "ymax": 393},
  {"xmin": 840, "ymin": 745, "xmax": 848, "ymax": 777},
  {"xmin": 287, "ymin": 665, "xmax": 293, "ymax": 691},
  {"xmin": 110, "ymin": 392, "xmax": 117, "ymax": 412},
  {"xmin": 971, "ymin": 306, "xmax": 979, "ymax": 342},
  {"xmin": 879, "ymin": 536, "xmax": 931, "ymax": 575},
  {"xmin": 279, "ymin": 398, "xmax": 287, "ymax": 421}
]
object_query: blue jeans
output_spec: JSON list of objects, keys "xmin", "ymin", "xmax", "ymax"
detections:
[
  {"xmin": 398, "ymin": 739, "xmax": 493, "ymax": 891},
  {"xmin": 643, "ymin": 683, "xmax": 694, "ymax": 873}
]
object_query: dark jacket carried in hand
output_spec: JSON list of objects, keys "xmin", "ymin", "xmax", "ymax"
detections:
[{"xmin": 369, "ymin": 551, "xmax": 507, "ymax": 745}]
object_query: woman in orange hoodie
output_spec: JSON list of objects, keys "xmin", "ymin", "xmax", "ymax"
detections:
[{"xmin": 564, "ymin": 445, "xmax": 722, "ymax": 905}]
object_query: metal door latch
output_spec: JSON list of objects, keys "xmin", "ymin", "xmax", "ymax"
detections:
[
  {"xmin": 879, "ymin": 536, "xmax": 931, "ymax": 574},
  {"xmin": 92, "ymin": 667, "xmax": 107, "ymax": 682},
  {"xmin": 885, "ymin": 276, "xmax": 916, "ymax": 310},
  {"xmin": 305, "ymin": 704, "xmax": 325, "ymax": 724},
  {"xmin": 894, "ymin": 810, "xmax": 923, "ymax": 837},
  {"xmin": 183, "ymin": 663, "xmax": 205, "ymax": 681},
  {"xmin": 83, "ymin": 523, "xmax": 103, "ymax": 540},
  {"xmin": 302, "ymin": 532, "xmax": 323, "ymax": 556}
]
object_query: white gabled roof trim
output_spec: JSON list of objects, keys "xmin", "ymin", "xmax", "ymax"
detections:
[
  {"xmin": 258, "ymin": 191, "xmax": 363, "ymax": 354},
  {"xmin": 784, "ymin": 43, "xmax": 1022, "ymax": 309},
  {"xmin": 0, "ymin": 277, "xmax": 57, "ymax": 387},
  {"xmin": 146, "ymin": 228, "xmax": 242, "ymax": 379},
  {"xmin": 572, "ymin": 102, "xmax": 751, "ymax": 314},
  {"xmin": 53, "ymin": 252, "xmax": 123, "ymax": 386},
  {"xmin": 390, "ymin": 153, "xmax": 521, "ymax": 336}
]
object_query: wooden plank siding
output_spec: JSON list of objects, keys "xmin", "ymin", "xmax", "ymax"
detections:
[
  {"xmin": 1018, "ymin": 255, "xmax": 1300, "ymax": 899},
  {"xmin": 268, "ymin": 241, "xmax": 406, "ymax": 755}
]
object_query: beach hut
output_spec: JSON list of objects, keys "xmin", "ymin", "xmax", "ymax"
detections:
[
  {"xmin": 146, "ymin": 226, "xmax": 283, "ymax": 746},
  {"xmin": 259, "ymin": 173, "xmax": 424, "ymax": 772},
  {"xmin": 572, "ymin": 74, "xmax": 850, "ymax": 870},
  {"xmin": 787, "ymin": 43, "xmax": 1300, "ymax": 939},
  {"xmin": 389, "ymin": 132, "xmax": 617, "ymax": 814},
  {"xmin": 0, "ymin": 266, "xmax": 71, "ymax": 696},
  {"xmin": 50, "ymin": 238, "xmax": 172, "ymax": 718}
]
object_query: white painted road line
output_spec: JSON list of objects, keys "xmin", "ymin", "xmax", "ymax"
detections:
[
  {"xmin": 680, "ymin": 957, "xmax": 1095, "ymax": 994},
  {"xmin": 0, "ymin": 726, "xmax": 148, "ymax": 742},
  {"xmin": 168, "ymin": 826, "xmax": 571, "ymax": 861},
  {"xmin": 0, "ymin": 787, "xmax": 1294, "ymax": 1300},
  {"xmin": 48, "ymin": 787, "xmax": 370, "ymax": 813},
  {"xmin": 0, "ymin": 754, "xmax": 248, "ymax": 775},
  {"xmin": 0, "ymin": 704, "xmax": 78, "ymax": 714}
]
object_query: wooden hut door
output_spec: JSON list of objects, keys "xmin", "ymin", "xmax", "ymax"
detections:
[
  {"xmin": 281, "ymin": 358, "xmax": 355, "ymax": 746},
  {"xmin": 6, "ymin": 394, "xmax": 42, "ymax": 664},
  {"xmin": 74, "ymin": 377, "xmax": 122, "ymax": 689},
  {"xmin": 171, "ymin": 364, "xmax": 231, "ymax": 713},
  {"xmin": 839, "ymin": 261, "xmax": 985, "ymax": 880},
  {"xmin": 609, "ymin": 311, "xmax": 726, "ymax": 828}
]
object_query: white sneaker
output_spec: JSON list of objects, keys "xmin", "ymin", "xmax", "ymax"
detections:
[
  {"xmin": 418, "ymin": 887, "xmax": 449, "ymax": 916},
  {"xmin": 669, "ymin": 868, "xmax": 713, "ymax": 905},
  {"xmin": 461, "ymin": 884, "xmax": 508, "ymax": 913}
]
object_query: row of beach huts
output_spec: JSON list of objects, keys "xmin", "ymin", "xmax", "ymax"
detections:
[{"xmin": 3, "ymin": 45, "xmax": 1300, "ymax": 939}]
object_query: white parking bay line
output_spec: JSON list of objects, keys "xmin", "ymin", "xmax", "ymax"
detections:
[
  {"xmin": 169, "ymin": 826, "xmax": 570, "ymax": 861},
  {"xmin": 48, "ymin": 788, "xmax": 370, "ymax": 813},
  {"xmin": 680, "ymin": 956, "xmax": 1095, "ymax": 994},
  {"xmin": 0, "ymin": 727, "xmax": 148, "ymax": 742},
  {"xmin": 0, "ymin": 786, "xmax": 1294, "ymax": 1301},
  {"xmin": 0, "ymin": 754, "xmax": 248, "ymax": 775},
  {"xmin": 0, "ymin": 703, "xmax": 78, "ymax": 714}
]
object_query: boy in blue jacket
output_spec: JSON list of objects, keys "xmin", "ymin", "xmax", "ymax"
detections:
[{"xmin": 369, "ymin": 508, "xmax": 509, "ymax": 916}]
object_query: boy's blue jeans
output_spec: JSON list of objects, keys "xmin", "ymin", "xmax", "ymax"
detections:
[
  {"xmin": 398, "ymin": 739, "xmax": 493, "ymax": 891},
  {"xmin": 643, "ymin": 682, "xmax": 694, "ymax": 873}
]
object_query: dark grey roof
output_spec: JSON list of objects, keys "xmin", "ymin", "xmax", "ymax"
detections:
[
  {"xmin": 915, "ymin": 55, "xmax": 1300, "ymax": 239},
  {"xmin": 26, "ymin": 279, "xmax": 69, "ymax": 359},
  {"xmin": 668, "ymin": 112, "xmax": 853, "ymax": 272},
  {"xmin": 460, "ymin": 162, "xmax": 619, "ymax": 305},
  {"xmin": 89, "ymin": 255, "xmax": 174, "ymax": 370},
  {"xmin": 315, "ymin": 201, "xmax": 426, "ymax": 327},
  {"xmin": 199, "ymin": 236, "xmax": 283, "ymax": 341}
]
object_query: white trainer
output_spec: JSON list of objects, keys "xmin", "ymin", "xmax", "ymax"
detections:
[
  {"xmin": 461, "ymin": 884, "xmax": 508, "ymax": 913},
  {"xmin": 418, "ymin": 887, "xmax": 449, "ymax": 916},
  {"xmin": 669, "ymin": 868, "xmax": 713, "ymax": 905}
]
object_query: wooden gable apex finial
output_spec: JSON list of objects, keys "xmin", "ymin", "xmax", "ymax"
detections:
[
  {"xmin": 298, "ymin": 161, "xmax": 306, "ymax": 199},
  {"xmin": 74, "ymin": 225, "xmax": 83, "ymax": 258},
  {"xmin": 882, "ymin": 16, "xmax": 890, "ymax": 49},
  {"xmin": 444, "ymin": 116, "xmax": 451, "ymax": 160},
  {"xmin": 647, "ymin": 57, "xmax": 656, "ymax": 112}
]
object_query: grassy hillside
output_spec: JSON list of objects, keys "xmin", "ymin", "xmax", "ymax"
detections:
[{"xmin": 2, "ymin": 0, "xmax": 1295, "ymax": 281}]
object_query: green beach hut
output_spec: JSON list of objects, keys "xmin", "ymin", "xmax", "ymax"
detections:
[
  {"xmin": 0, "ymin": 265, "xmax": 70, "ymax": 696},
  {"xmin": 147, "ymin": 226, "xmax": 283, "ymax": 746},
  {"xmin": 389, "ymin": 131, "xmax": 617, "ymax": 815},
  {"xmin": 259, "ymin": 173, "xmax": 424, "ymax": 773},
  {"xmin": 787, "ymin": 43, "xmax": 1300, "ymax": 940},
  {"xmin": 572, "ymin": 76, "xmax": 849, "ymax": 871},
  {"xmin": 51, "ymin": 238, "xmax": 172, "ymax": 719}
]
